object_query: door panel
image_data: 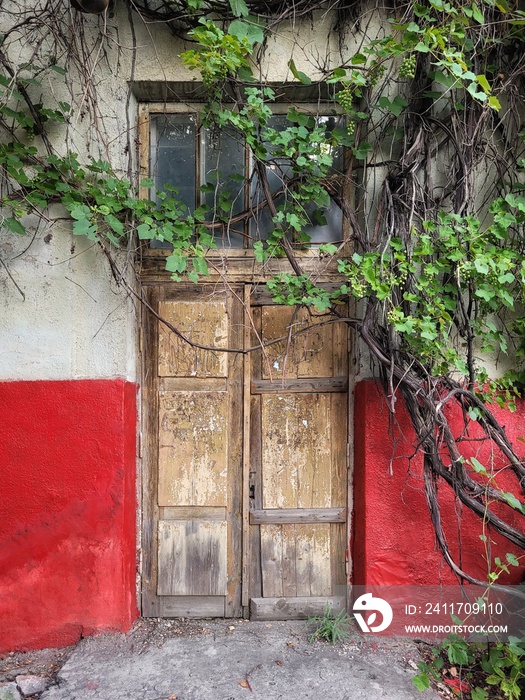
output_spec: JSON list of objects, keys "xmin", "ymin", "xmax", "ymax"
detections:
[
  {"xmin": 142, "ymin": 285, "xmax": 243, "ymax": 618},
  {"xmin": 260, "ymin": 523, "xmax": 332, "ymax": 597},
  {"xmin": 158, "ymin": 299, "xmax": 229, "ymax": 377},
  {"xmin": 261, "ymin": 306, "xmax": 335, "ymax": 379},
  {"xmin": 142, "ymin": 284, "xmax": 349, "ymax": 620},
  {"xmin": 158, "ymin": 391, "xmax": 228, "ymax": 506},
  {"xmin": 248, "ymin": 296, "xmax": 349, "ymax": 620},
  {"xmin": 261, "ymin": 394, "xmax": 334, "ymax": 508},
  {"xmin": 158, "ymin": 519, "xmax": 227, "ymax": 595}
]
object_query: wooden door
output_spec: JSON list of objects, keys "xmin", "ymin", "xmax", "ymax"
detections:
[
  {"xmin": 247, "ymin": 287, "xmax": 349, "ymax": 620},
  {"xmin": 142, "ymin": 284, "xmax": 349, "ymax": 619},
  {"xmin": 142, "ymin": 285, "xmax": 244, "ymax": 618}
]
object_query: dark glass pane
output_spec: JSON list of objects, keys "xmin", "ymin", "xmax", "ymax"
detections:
[
  {"xmin": 303, "ymin": 199, "xmax": 343, "ymax": 243},
  {"xmin": 150, "ymin": 114, "xmax": 196, "ymax": 214},
  {"xmin": 250, "ymin": 158, "xmax": 291, "ymax": 241},
  {"xmin": 249, "ymin": 114, "xmax": 343, "ymax": 244},
  {"xmin": 203, "ymin": 126, "xmax": 245, "ymax": 248}
]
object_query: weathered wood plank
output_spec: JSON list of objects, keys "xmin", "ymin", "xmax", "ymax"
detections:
[
  {"xmin": 157, "ymin": 519, "xmax": 227, "ymax": 596},
  {"xmin": 260, "ymin": 524, "xmax": 284, "ymax": 598},
  {"xmin": 281, "ymin": 526, "xmax": 297, "ymax": 598},
  {"xmin": 160, "ymin": 596, "xmax": 225, "ymax": 618},
  {"xmin": 158, "ymin": 391, "xmax": 228, "ymax": 507},
  {"xmin": 158, "ymin": 299, "xmax": 228, "ymax": 378},
  {"xmin": 248, "ymin": 294, "xmax": 264, "ymax": 610},
  {"xmin": 225, "ymin": 290, "xmax": 244, "ymax": 618},
  {"xmin": 251, "ymin": 377, "xmax": 348, "ymax": 394},
  {"xmin": 295, "ymin": 524, "xmax": 331, "ymax": 597},
  {"xmin": 250, "ymin": 508, "xmax": 346, "ymax": 524},
  {"xmin": 159, "ymin": 377, "xmax": 228, "ymax": 393},
  {"xmin": 160, "ymin": 507, "xmax": 226, "ymax": 521},
  {"xmin": 250, "ymin": 596, "xmax": 346, "ymax": 621},
  {"xmin": 250, "ymin": 284, "xmax": 344, "ymax": 306},
  {"xmin": 141, "ymin": 286, "xmax": 161, "ymax": 617},
  {"xmin": 138, "ymin": 107, "xmax": 150, "ymax": 201},
  {"xmin": 140, "ymin": 257, "xmax": 344, "ymax": 283},
  {"xmin": 241, "ymin": 286, "xmax": 252, "ymax": 608},
  {"xmin": 331, "ymin": 522, "xmax": 347, "ymax": 591},
  {"xmin": 331, "ymin": 393, "xmax": 347, "ymax": 507},
  {"xmin": 261, "ymin": 394, "xmax": 332, "ymax": 509},
  {"xmin": 142, "ymin": 590, "xmax": 161, "ymax": 618},
  {"xmin": 331, "ymin": 392, "xmax": 348, "ymax": 588},
  {"xmin": 248, "ymin": 393, "xmax": 263, "ymax": 602},
  {"xmin": 332, "ymin": 307, "xmax": 348, "ymax": 377}
]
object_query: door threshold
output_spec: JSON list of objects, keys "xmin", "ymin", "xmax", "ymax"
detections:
[{"xmin": 250, "ymin": 596, "xmax": 346, "ymax": 621}]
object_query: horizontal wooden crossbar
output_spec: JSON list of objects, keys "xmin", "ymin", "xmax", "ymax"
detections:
[{"xmin": 250, "ymin": 508, "xmax": 346, "ymax": 524}]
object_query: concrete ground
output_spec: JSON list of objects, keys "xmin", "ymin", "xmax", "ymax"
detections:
[{"xmin": 2, "ymin": 618, "xmax": 441, "ymax": 700}]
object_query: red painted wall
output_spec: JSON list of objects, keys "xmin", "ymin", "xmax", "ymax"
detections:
[
  {"xmin": 2, "ymin": 375, "xmax": 522, "ymax": 651},
  {"xmin": 0, "ymin": 379, "xmax": 138, "ymax": 653},
  {"xmin": 353, "ymin": 380, "xmax": 525, "ymax": 587}
]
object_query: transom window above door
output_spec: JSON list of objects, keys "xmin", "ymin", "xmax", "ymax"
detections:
[{"xmin": 143, "ymin": 104, "xmax": 346, "ymax": 250}]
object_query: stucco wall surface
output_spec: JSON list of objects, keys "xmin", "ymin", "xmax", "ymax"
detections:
[
  {"xmin": 120, "ymin": 7, "xmax": 371, "ymax": 84},
  {"xmin": 0, "ymin": 216, "xmax": 136, "ymax": 382},
  {"xmin": 0, "ymin": 378, "xmax": 139, "ymax": 653},
  {"xmin": 353, "ymin": 380, "xmax": 525, "ymax": 588}
]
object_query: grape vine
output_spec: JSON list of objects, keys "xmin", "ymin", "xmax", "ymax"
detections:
[{"xmin": 0, "ymin": 0, "xmax": 524, "ymax": 589}]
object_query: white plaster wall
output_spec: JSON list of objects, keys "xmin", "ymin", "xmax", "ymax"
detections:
[
  {"xmin": 0, "ymin": 3, "xmax": 140, "ymax": 382},
  {"xmin": 0, "ymin": 1, "xmax": 356, "ymax": 384},
  {"xmin": 0, "ymin": 2, "xmax": 513, "ymax": 384},
  {"xmin": 0, "ymin": 209, "xmax": 137, "ymax": 381},
  {"xmin": 123, "ymin": 9, "xmax": 347, "ymax": 83}
]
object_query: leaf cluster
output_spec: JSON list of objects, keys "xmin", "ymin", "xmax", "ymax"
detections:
[
  {"xmin": 414, "ymin": 633, "xmax": 525, "ymax": 699},
  {"xmin": 336, "ymin": 202, "xmax": 525, "ymax": 392}
]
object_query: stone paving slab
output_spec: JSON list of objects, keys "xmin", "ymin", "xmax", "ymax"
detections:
[
  {"xmin": 40, "ymin": 620, "xmax": 439, "ymax": 700},
  {"xmin": 0, "ymin": 683, "xmax": 22, "ymax": 700}
]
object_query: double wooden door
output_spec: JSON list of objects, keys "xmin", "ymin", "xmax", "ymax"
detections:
[{"xmin": 141, "ymin": 284, "xmax": 349, "ymax": 619}]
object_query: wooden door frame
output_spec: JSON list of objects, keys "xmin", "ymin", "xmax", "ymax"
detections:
[
  {"xmin": 141, "ymin": 283, "xmax": 160, "ymax": 617},
  {"xmin": 139, "ymin": 280, "xmax": 354, "ymax": 618},
  {"xmin": 140, "ymin": 283, "xmax": 244, "ymax": 618}
]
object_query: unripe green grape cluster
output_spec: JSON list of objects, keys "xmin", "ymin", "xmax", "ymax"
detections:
[
  {"xmin": 399, "ymin": 54, "xmax": 417, "ymax": 79},
  {"xmin": 336, "ymin": 86, "xmax": 353, "ymax": 111},
  {"xmin": 457, "ymin": 262, "xmax": 472, "ymax": 280},
  {"xmin": 347, "ymin": 120, "xmax": 355, "ymax": 137},
  {"xmin": 387, "ymin": 309, "xmax": 398, "ymax": 325},
  {"xmin": 350, "ymin": 278, "xmax": 366, "ymax": 297},
  {"xmin": 369, "ymin": 64, "xmax": 386, "ymax": 87},
  {"xmin": 396, "ymin": 268, "xmax": 409, "ymax": 284}
]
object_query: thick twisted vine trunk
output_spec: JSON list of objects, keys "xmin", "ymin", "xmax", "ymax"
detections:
[
  {"xmin": 360, "ymin": 301, "xmax": 525, "ymax": 583},
  {"xmin": 343, "ymin": 27, "xmax": 525, "ymax": 582}
]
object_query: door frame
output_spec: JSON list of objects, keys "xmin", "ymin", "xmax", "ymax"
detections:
[{"xmin": 140, "ymin": 280, "xmax": 353, "ymax": 618}]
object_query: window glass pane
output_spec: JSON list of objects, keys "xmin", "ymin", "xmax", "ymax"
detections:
[
  {"xmin": 150, "ymin": 114, "xmax": 196, "ymax": 214},
  {"xmin": 249, "ymin": 115, "xmax": 290, "ymax": 241},
  {"xmin": 303, "ymin": 199, "xmax": 343, "ymax": 243},
  {"xmin": 302, "ymin": 115, "xmax": 343, "ymax": 244},
  {"xmin": 249, "ymin": 114, "xmax": 343, "ymax": 245},
  {"xmin": 203, "ymin": 126, "xmax": 245, "ymax": 248},
  {"xmin": 148, "ymin": 109, "xmax": 343, "ymax": 252},
  {"xmin": 250, "ymin": 164, "xmax": 291, "ymax": 242}
]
